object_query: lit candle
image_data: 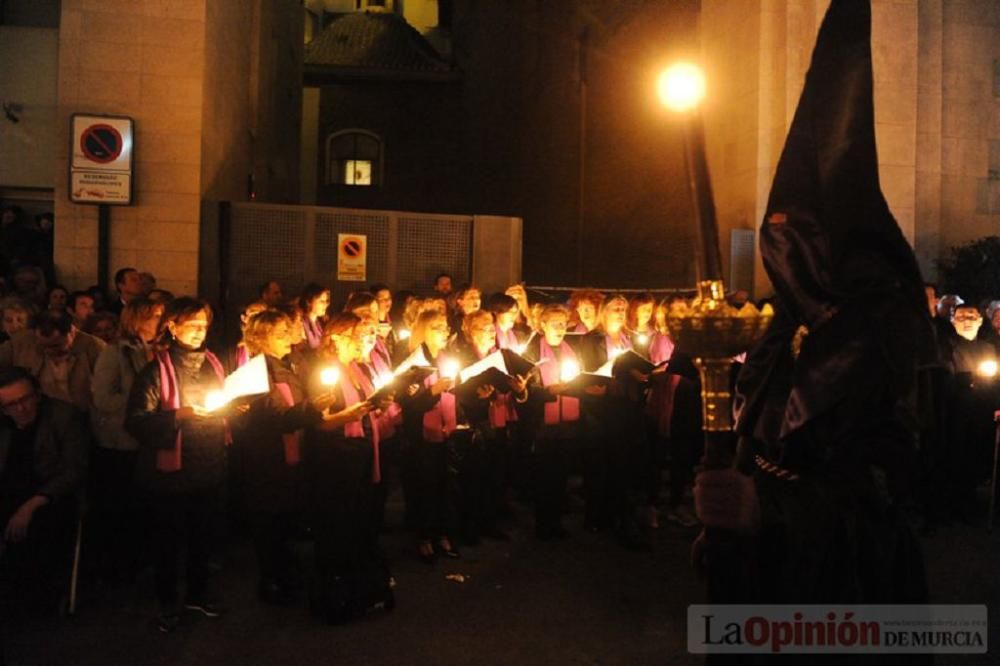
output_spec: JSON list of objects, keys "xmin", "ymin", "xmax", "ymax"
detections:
[
  {"xmin": 513, "ymin": 343, "xmax": 526, "ymax": 355},
  {"xmin": 560, "ymin": 358, "xmax": 581, "ymax": 383},
  {"xmin": 978, "ymin": 359, "xmax": 998, "ymax": 378},
  {"xmin": 609, "ymin": 348, "xmax": 624, "ymax": 362},
  {"xmin": 397, "ymin": 329, "xmax": 411, "ymax": 341},
  {"xmin": 441, "ymin": 358, "xmax": 460, "ymax": 381},
  {"xmin": 320, "ymin": 367, "xmax": 340, "ymax": 386},
  {"xmin": 374, "ymin": 372, "xmax": 393, "ymax": 390},
  {"xmin": 204, "ymin": 390, "xmax": 229, "ymax": 412},
  {"xmin": 637, "ymin": 333, "xmax": 649, "ymax": 346}
]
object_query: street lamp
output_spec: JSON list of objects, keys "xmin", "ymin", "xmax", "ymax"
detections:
[{"xmin": 656, "ymin": 62, "xmax": 771, "ymax": 462}]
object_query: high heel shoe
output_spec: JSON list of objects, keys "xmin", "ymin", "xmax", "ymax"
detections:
[
  {"xmin": 417, "ymin": 540, "xmax": 436, "ymax": 565},
  {"xmin": 435, "ymin": 537, "xmax": 461, "ymax": 559}
]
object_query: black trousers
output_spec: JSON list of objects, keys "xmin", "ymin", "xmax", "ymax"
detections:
[
  {"xmin": 309, "ymin": 438, "xmax": 383, "ymax": 606},
  {"xmin": 533, "ymin": 426, "xmax": 576, "ymax": 532},
  {"xmin": 0, "ymin": 496, "xmax": 75, "ymax": 615},
  {"xmin": 147, "ymin": 489, "xmax": 221, "ymax": 609},
  {"xmin": 401, "ymin": 438, "xmax": 456, "ymax": 541},
  {"xmin": 252, "ymin": 511, "xmax": 301, "ymax": 587},
  {"xmin": 89, "ymin": 447, "xmax": 143, "ymax": 581}
]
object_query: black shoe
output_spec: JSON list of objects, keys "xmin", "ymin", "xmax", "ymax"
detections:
[
  {"xmin": 156, "ymin": 612, "xmax": 181, "ymax": 633},
  {"xmin": 436, "ymin": 538, "xmax": 461, "ymax": 559},
  {"xmin": 183, "ymin": 600, "xmax": 224, "ymax": 618}
]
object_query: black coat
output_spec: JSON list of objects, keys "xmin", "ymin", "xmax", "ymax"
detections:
[
  {"xmin": 125, "ymin": 345, "xmax": 228, "ymax": 495},
  {"xmin": 232, "ymin": 355, "xmax": 321, "ymax": 513}
]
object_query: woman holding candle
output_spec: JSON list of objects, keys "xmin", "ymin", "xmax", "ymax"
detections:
[
  {"xmin": 568, "ymin": 289, "xmax": 605, "ymax": 334},
  {"xmin": 125, "ymin": 297, "xmax": 231, "ymax": 632},
  {"xmin": 299, "ymin": 283, "xmax": 331, "ymax": 350},
  {"xmin": 521, "ymin": 304, "xmax": 588, "ymax": 539},
  {"xmin": 236, "ymin": 309, "xmax": 334, "ymax": 606},
  {"xmin": 626, "ymin": 292, "xmax": 656, "ymax": 358},
  {"xmin": 397, "ymin": 309, "xmax": 462, "ymax": 562},
  {"xmin": 306, "ymin": 313, "xmax": 393, "ymax": 623}
]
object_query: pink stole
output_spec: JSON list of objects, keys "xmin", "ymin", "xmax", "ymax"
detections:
[
  {"xmin": 422, "ymin": 354, "xmax": 457, "ymax": 443},
  {"xmin": 538, "ymin": 340, "xmax": 580, "ymax": 425},
  {"xmin": 273, "ymin": 381, "xmax": 303, "ymax": 466},
  {"xmin": 368, "ymin": 349, "xmax": 402, "ymax": 434},
  {"xmin": 646, "ymin": 331, "xmax": 680, "ymax": 437},
  {"xmin": 303, "ymin": 317, "xmax": 323, "ymax": 349},
  {"xmin": 495, "ymin": 328, "xmax": 518, "ymax": 350},
  {"xmin": 340, "ymin": 360, "xmax": 382, "ymax": 483},
  {"xmin": 475, "ymin": 344, "xmax": 513, "ymax": 430},
  {"xmin": 155, "ymin": 349, "xmax": 229, "ymax": 472},
  {"xmin": 235, "ymin": 345, "xmax": 249, "ymax": 368}
]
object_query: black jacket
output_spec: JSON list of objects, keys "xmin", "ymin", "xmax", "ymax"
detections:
[{"xmin": 125, "ymin": 345, "xmax": 229, "ymax": 495}]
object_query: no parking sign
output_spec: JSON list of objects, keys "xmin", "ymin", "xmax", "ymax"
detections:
[
  {"xmin": 70, "ymin": 114, "xmax": 134, "ymax": 205},
  {"xmin": 337, "ymin": 234, "xmax": 367, "ymax": 282}
]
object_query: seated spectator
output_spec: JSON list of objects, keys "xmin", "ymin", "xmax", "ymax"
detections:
[
  {"xmin": 1, "ymin": 300, "xmax": 33, "ymax": 344},
  {"xmin": 85, "ymin": 311, "xmax": 119, "ymax": 344},
  {"xmin": 66, "ymin": 290, "xmax": 95, "ymax": 329},
  {"xmin": 46, "ymin": 285, "xmax": 68, "ymax": 313},
  {"xmin": 0, "ymin": 310, "xmax": 105, "ymax": 411},
  {"xmin": 0, "ymin": 367, "xmax": 88, "ymax": 615}
]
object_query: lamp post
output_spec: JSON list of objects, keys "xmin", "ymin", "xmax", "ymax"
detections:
[{"xmin": 657, "ymin": 63, "xmax": 772, "ymax": 467}]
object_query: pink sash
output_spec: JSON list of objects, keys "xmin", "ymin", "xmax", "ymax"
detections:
[
  {"xmin": 538, "ymin": 341, "xmax": 580, "ymax": 425},
  {"xmin": 645, "ymin": 332, "xmax": 680, "ymax": 436},
  {"xmin": 341, "ymin": 361, "xmax": 382, "ymax": 484},
  {"xmin": 368, "ymin": 350, "xmax": 402, "ymax": 434},
  {"xmin": 155, "ymin": 349, "xmax": 229, "ymax": 472},
  {"xmin": 496, "ymin": 328, "xmax": 518, "ymax": 350},
  {"xmin": 422, "ymin": 356, "xmax": 457, "ymax": 443},
  {"xmin": 273, "ymin": 382, "xmax": 303, "ymax": 466},
  {"xmin": 235, "ymin": 345, "xmax": 249, "ymax": 368},
  {"xmin": 303, "ymin": 318, "xmax": 323, "ymax": 349}
]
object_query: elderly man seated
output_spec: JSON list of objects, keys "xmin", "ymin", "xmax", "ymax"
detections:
[
  {"xmin": 0, "ymin": 310, "xmax": 104, "ymax": 412},
  {"xmin": 0, "ymin": 367, "xmax": 88, "ymax": 615}
]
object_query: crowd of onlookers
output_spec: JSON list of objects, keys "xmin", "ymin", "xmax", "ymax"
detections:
[{"xmin": 1, "ymin": 202, "xmax": 998, "ymax": 637}]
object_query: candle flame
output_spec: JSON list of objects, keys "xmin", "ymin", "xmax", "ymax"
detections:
[
  {"xmin": 397, "ymin": 328, "xmax": 411, "ymax": 340},
  {"xmin": 637, "ymin": 333, "xmax": 649, "ymax": 345},
  {"xmin": 320, "ymin": 367, "xmax": 340, "ymax": 386},
  {"xmin": 204, "ymin": 390, "xmax": 229, "ymax": 412},
  {"xmin": 560, "ymin": 359, "xmax": 580, "ymax": 383},
  {"xmin": 978, "ymin": 359, "xmax": 998, "ymax": 378},
  {"xmin": 441, "ymin": 359, "xmax": 460, "ymax": 380},
  {"xmin": 374, "ymin": 372, "xmax": 393, "ymax": 390}
]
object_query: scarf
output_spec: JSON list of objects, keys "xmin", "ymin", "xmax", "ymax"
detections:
[
  {"xmin": 422, "ymin": 352, "xmax": 458, "ymax": 443},
  {"xmin": 273, "ymin": 381, "xmax": 303, "ymax": 466},
  {"xmin": 338, "ymin": 360, "xmax": 382, "ymax": 484},
  {"xmin": 155, "ymin": 349, "xmax": 229, "ymax": 472},
  {"xmin": 303, "ymin": 317, "xmax": 323, "ymax": 349},
  {"xmin": 538, "ymin": 340, "xmax": 580, "ymax": 425}
]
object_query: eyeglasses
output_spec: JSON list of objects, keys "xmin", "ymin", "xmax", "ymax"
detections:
[{"xmin": 1, "ymin": 392, "xmax": 38, "ymax": 412}]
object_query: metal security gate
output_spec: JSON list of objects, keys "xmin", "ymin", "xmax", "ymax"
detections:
[{"xmin": 226, "ymin": 202, "xmax": 474, "ymax": 311}]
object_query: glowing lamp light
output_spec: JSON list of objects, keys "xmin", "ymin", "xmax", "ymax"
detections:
[
  {"xmin": 560, "ymin": 359, "xmax": 581, "ymax": 383},
  {"xmin": 657, "ymin": 63, "xmax": 706, "ymax": 113},
  {"xmin": 397, "ymin": 329, "xmax": 411, "ymax": 341},
  {"xmin": 320, "ymin": 367, "xmax": 340, "ymax": 386},
  {"xmin": 204, "ymin": 390, "xmax": 229, "ymax": 412},
  {"xmin": 978, "ymin": 359, "xmax": 998, "ymax": 379},
  {"xmin": 441, "ymin": 359, "xmax": 460, "ymax": 381}
]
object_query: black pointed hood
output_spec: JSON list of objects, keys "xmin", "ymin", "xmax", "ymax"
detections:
[
  {"xmin": 736, "ymin": 0, "xmax": 936, "ymax": 452},
  {"xmin": 761, "ymin": 0, "xmax": 926, "ymax": 328}
]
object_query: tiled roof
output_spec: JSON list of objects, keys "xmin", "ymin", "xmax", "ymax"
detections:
[{"xmin": 305, "ymin": 11, "xmax": 456, "ymax": 81}]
